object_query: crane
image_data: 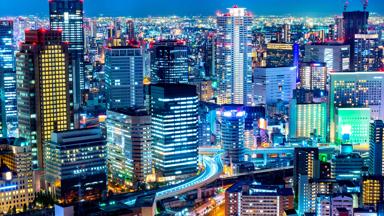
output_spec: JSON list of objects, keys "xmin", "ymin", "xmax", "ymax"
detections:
[{"xmin": 344, "ymin": 0, "xmax": 349, "ymax": 12}]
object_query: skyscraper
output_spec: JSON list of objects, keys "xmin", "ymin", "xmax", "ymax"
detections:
[
  {"xmin": 105, "ymin": 46, "xmax": 144, "ymax": 109},
  {"xmin": 336, "ymin": 107, "xmax": 370, "ymax": 145},
  {"xmin": 49, "ymin": 0, "xmax": 84, "ymax": 115},
  {"xmin": 151, "ymin": 84, "xmax": 199, "ymax": 182},
  {"xmin": 298, "ymin": 62, "xmax": 327, "ymax": 92},
  {"xmin": 352, "ymin": 33, "xmax": 380, "ymax": 72},
  {"xmin": 369, "ymin": 120, "xmax": 384, "ymax": 176},
  {"xmin": 218, "ymin": 105, "xmax": 246, "ymax": 164},
  {"xmin": 304, "ymin": 43, "xmax": 350, "ymax": 72},
  {"xmin": 45, "ymin": 128, "xmax": 107, "ymax": 203},
  {"xmin": 0, "ymin": 20, "xmax": 17, "ymax": 138},
  {"xmin": 293, "ymin": 147, "xmax": 319, "ymax": 197},
  {"xmin": 216, "ymin": 6, "xmax": 253, "ymax": 105},
  {"xmin": 151, "ymin": 40, "xmax": 188, "ymax": 84},
  {"xmin": 343, "ymin": 11, "xmax": 369, "ymax": 43},
  {"xmin": 16, "ymin": 29, "xmax": 71, "ymax": 169},
  {"xmin": 106, "ymin": 108, "xmax": 152, "ymax": 187},
  {"xmin": 266, "ymin": 42, "xmax": 296, "ymax": 68}
]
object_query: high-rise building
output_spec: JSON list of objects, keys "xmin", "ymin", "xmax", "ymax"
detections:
[
  {"xmin": 106, "ymin": 108, "xmax": 152, "ymax": 187},
  {"xmin": 329, "ymin": 72, "xmax": 384, "ymax": 142},
  {"xmin": 45, "ymin": 128, "xmax": 107, "ymax": 204},
  {"xmin": 289, "ymin": 99, "xmax": 327, "ymax": 143},
  {"xmin": 151, "ymin": 84, "xmax": 199, "ymax": 182},
  {"xmin": 105, "ymin": 46, "xmax": 144, "ymax": 109},
  {"xmin": 126, "ymin": 20, "xmax": 135, "ymax": 41},
  {"xmin": 218, "ymin": 105, "xmax": 246, "ymax": 164},
  {"xmin": 304, "ymin": 43, "xmax": 350, "ymax": 72},
  {"xmin": 361, "ymin": 175, "xmax": 384, "ymax": 209},
  {"xmin": 49, "ymin": 0, "xmax": 84, "ymax": 112},
  {"xmin": 266, "ymin": 42, "xmax": 296, "ymax": 68},
  {"xmin": 369, "ymin": 120, "xmax": 384, "ymax": 176},
  {"xmin": 151, "ymin": 40, "xmax": 188, "ymax": 84},
  {"xmin": 343, "ymin": 11, "xmax": 369, "ymax": 43},
  {"xmin": 331, "ymin": 194, "xmax": 354, "ymax": 216},
  {"xmin": 0, "ymin": 138, "xmax": 34, "ymax": 213},
  {"xmin": 253, "ymin": 67, "xmax": 296, "ymax": 105},
  {"xmin": 352, "ymin": 34, "xmax": 380, "ymax": 72},
  {"xmin": 0, "ymin": 20, "xmax": 17, "ymax": 138},
  {"xmin": 335, "ymin": 16, "xmax": 344, "ymax": 41},
  {"xmin": 16, "ymin": 29, "xmax": 71, "ymax": 169},
  {"xmin": 216, "ymin": 6, "xmax": 253, "ymax": 105},
  {"xmin": 293, "ymin": 147, "xmax": 319, "ymax": 196},
  {"xmin": 336, "ymin": 107, "xmax": 371, "ymax": 145},
  {"xmin": 298, "ymin": 62, "xmax": 327, "ymax": 92}
]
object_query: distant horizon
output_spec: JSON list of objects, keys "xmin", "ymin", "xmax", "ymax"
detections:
[{"xmin": 1, "ymin": 0, "xmax": 383, "ymax": 18}]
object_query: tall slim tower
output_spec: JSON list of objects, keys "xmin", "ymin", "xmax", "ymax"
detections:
[
  {"xmin": 49, "ymin": 0, "xmax": 84, "ymax": 121},
  {"xmin": 0, "ymin": 20, "xmax": 17, "ymax": 138},
  {"xmin": 16, "ymin": 29, "xmax": 71, "ymax": 169},
  {"xmin": 216, "ymin": 6, "xmax": 253, "ymax": 105}
]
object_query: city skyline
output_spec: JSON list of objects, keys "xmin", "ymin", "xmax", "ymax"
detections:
[{"xmin": 2, "ymin": 0, "xmax": 384, "ymax": 17}]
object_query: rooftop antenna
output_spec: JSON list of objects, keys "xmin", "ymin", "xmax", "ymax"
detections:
[
  {"xmin": 344, "ymin": 0, "xmax": 349, "ymax": 11},
  {"xmin": 361, "ymin": 0, "xmax": 368, "ymax": 11}
]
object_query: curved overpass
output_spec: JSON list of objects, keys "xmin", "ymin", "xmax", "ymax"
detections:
[{"xmin": 123, "ymin": 154, "xmax": 223, "ymax": 205}]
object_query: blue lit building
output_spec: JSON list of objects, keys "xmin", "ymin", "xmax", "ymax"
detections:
[
  {"xmin": 105, "ymin": 46, "xmax": 144, "ymax": 109},
  {"xmin": 150, "ymin": 84, "xmax": 199, "ymax": 182},
  {"xmin": 45, "ymin": 128, "xmax": 107, "ymax": 203},
  {"xmin": 0, "ymin": 20, "xmax": 17, "ymax": 138},
  {"xmin": 218, "ymin": 105, "xmax": 246, "ymax": 164}
]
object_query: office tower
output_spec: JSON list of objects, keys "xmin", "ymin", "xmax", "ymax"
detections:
[
  {"xmin": 304, "ymin": 43, "xmax": 350, "ymax": 72},
  {"xmin": 45, "ymin": 128, "xmax": 107, "ymax": 203},
  {"xmin": 336, "ymin": 107, "xmax": 370, "ymax": 145},
  {"xmin": 151, "ymin": 84, "xmax": 198, "ymax": 182},
  {"xmin": 0, "ymin": 138, "xmax": 34, "ymax": 213},
  {"xmin": 218, "ymin": 105, "xmax": 246, "ymax": 164},
  {"xmin": 329, "ymin": 72, "xmax": 384, "ymax": 142},
  {"xmin": 300, "ymin": 179, "xmax": 335, "ymax": 214},
  {"xmin": 106, "ymin": 108, "xmax": 152, "ymax": 187},
  {"xmin": 343, "ymin": 11, "xmax": 369, "ymax": 43},
  {"xmin": 298, "ymin": 62, "xmax": 327, "ymax": 92},
  {"xmin": 282, "ymin": 24, "xmax": 291, "ymax": 43},
  {"xmin": 253, "ymin": 67, "xmax": 296, "ymax": 105},
  {"xmin": 266, "ymin": 42, "xmax": 296, "ymax": 67},
  {"xmin": 0, "ymin": 20, "xmax": 17, "ymax": 138},
  {"xmin": 335, "ymin": 16, "xmax": 344, "ymax": 41},
  {"xmin": 293, "ymin": 147, "xmax": 319, "ymax": 196},
  {"xmin": 126, "ymin": 20, "xmax": 135, "ymax": 41},
  {"xmin": 225, "ymin": 181, "xmax": 293, "ymax": 216},
  {"xmin": 244, "ymin": 106, "xmax": 265, "ymax": 149},
  {"xmin": 105, "ymin": 46, "xmax": 144, "ymax": 109},
  {"xmin": 151, "ymin": 40, "xmax": 188, "ymax": 84},
  {"xmin": 16, "ymin": 29, "xmax": 71, "ymax": 169},
  {"xmin": 289, "ymin": 99, "xmax": 327, "ymax": 142},
  {"xmin": 369, "ymin": 120, "xmax": 384, "ymax": 176},
  {"xmin": 49, "ymin": 0, "xmax": 84, "ymax": 111},
  {"xmin": 361, "ymin": 176, "xmax": 384, "ymax": 209},
  {"xmin": 352, "ymin": 34, "xmax": 380, "ymax": 72},
  {"xmin": 332, "ymin": 153, "xmax": 364, "ymax": 180},
  {"xmin": 216, "ymin": 6, "xmax": 253, "ymax": 105},
  {"xmin": 331, "ymin": 194, "xmax": 354, "ymax": 216}
]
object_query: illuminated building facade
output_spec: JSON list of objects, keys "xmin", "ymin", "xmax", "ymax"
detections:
[
  {"xmin": 49, "ymin": 0, "xmax": 84, "ymax": 111},
  {"xmin": 45, "ymin": 128, "xmax": 107, "ymax": 203},
  {"xmin": 218, "ymin": 105, "xmax": 246, "ymax": 164},
  {"xmin": 253, "ymin": 67, "xmax": 296, "ymax": 105},
  {"xmin": 151, "ymin": 84, "xmax": 198, "ymax": 181},
  {"xmin": 361, "ymin": 175, "xmax": 384, "ymax": 209},
  {"xmin": 369, "ymin": 120, "xmax": 384, "ymax": 176},
  {"xmin": 304, "ymin": 43, "xmax": 350, "ymax": 72},
  {"xmin": 16, "ymin": 29, "xmax": 71, "ymax": 169},
  {"xmin": 151, "ymin": 40, "xmax": 188, "ymax": 84},
  {"xmin": 298, "ymin": 62, "xmax": 327, "ymax": 92},
  {"xmin": 105, "ymin": 46, "xmax": 144, "ymax": 109},
  {"xmin": 332, "ymin": 153, "xmax": 364, "ymax": 181},
  {"xmin": 106, "ymin": 108, "xmax": 152, "ymax": 187},
  {"xmin": 289, "ymin": 99, "xmax": 327, "ymax": 143},
  {"xmin": 352, "ymin": 34, "xmax": 380, "ymax": 72},
  {"xmin": 0, "ymin": 20, "xmax": 17, "ymax": 138},
  {"xmin": 266, "ymin": 42, "xmax": 296, "ymax": 68},
  {"xmin": 0, "ymin": 138, "xmax": 34, "ymax": 213},
  {"xmin": 216, "ymin": 6, "xmax": 253, "ymax": 105},
  {"xmin": 336, "ymin": 108, "xmax": 370, "ymax": 145},
  {"xmin": 293, "ymin": 147, "xmax": 319, "ymax": 197},
  {"xmin": 331, "ymin": 194, "xmax": 353, "ymax": 216},
  {"xmin": 343, "ymin": 11, "xmax": 369, "ymax": 43},
  {"xmin": 329, "ymin": 72, "xmax": 384, "ymax": 142}
]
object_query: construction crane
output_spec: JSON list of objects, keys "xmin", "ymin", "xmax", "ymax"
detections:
[
  {"xmin": 361, "ymin": 0, "xmax": 368, "ymax": 11},
  {"xmin": 344, "ymin": 0, "xmax": 349, "ymax": 12}
]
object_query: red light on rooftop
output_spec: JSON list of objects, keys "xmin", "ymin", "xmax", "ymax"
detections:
[
  {"xmin": 25, "ymin": 28, "xmax": 30, "ymax": 33},
  {"xmin": 233, "ymin": 5, "xmax": 238, "ymax": 8}
]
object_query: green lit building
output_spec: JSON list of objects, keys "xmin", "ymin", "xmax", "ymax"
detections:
[{"xmin": 336, "ymin": 107, "xmax": 370, "ymax": 145}]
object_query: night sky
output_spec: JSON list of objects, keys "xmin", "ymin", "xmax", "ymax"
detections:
[{"xmin": 1, "ymin": 0, "xmax": 383, "ymax": 17}]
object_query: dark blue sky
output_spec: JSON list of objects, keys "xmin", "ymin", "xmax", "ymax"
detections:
[{"xmin": 1, "ymin": 0, "xmax": 383, "ymax": 17}]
